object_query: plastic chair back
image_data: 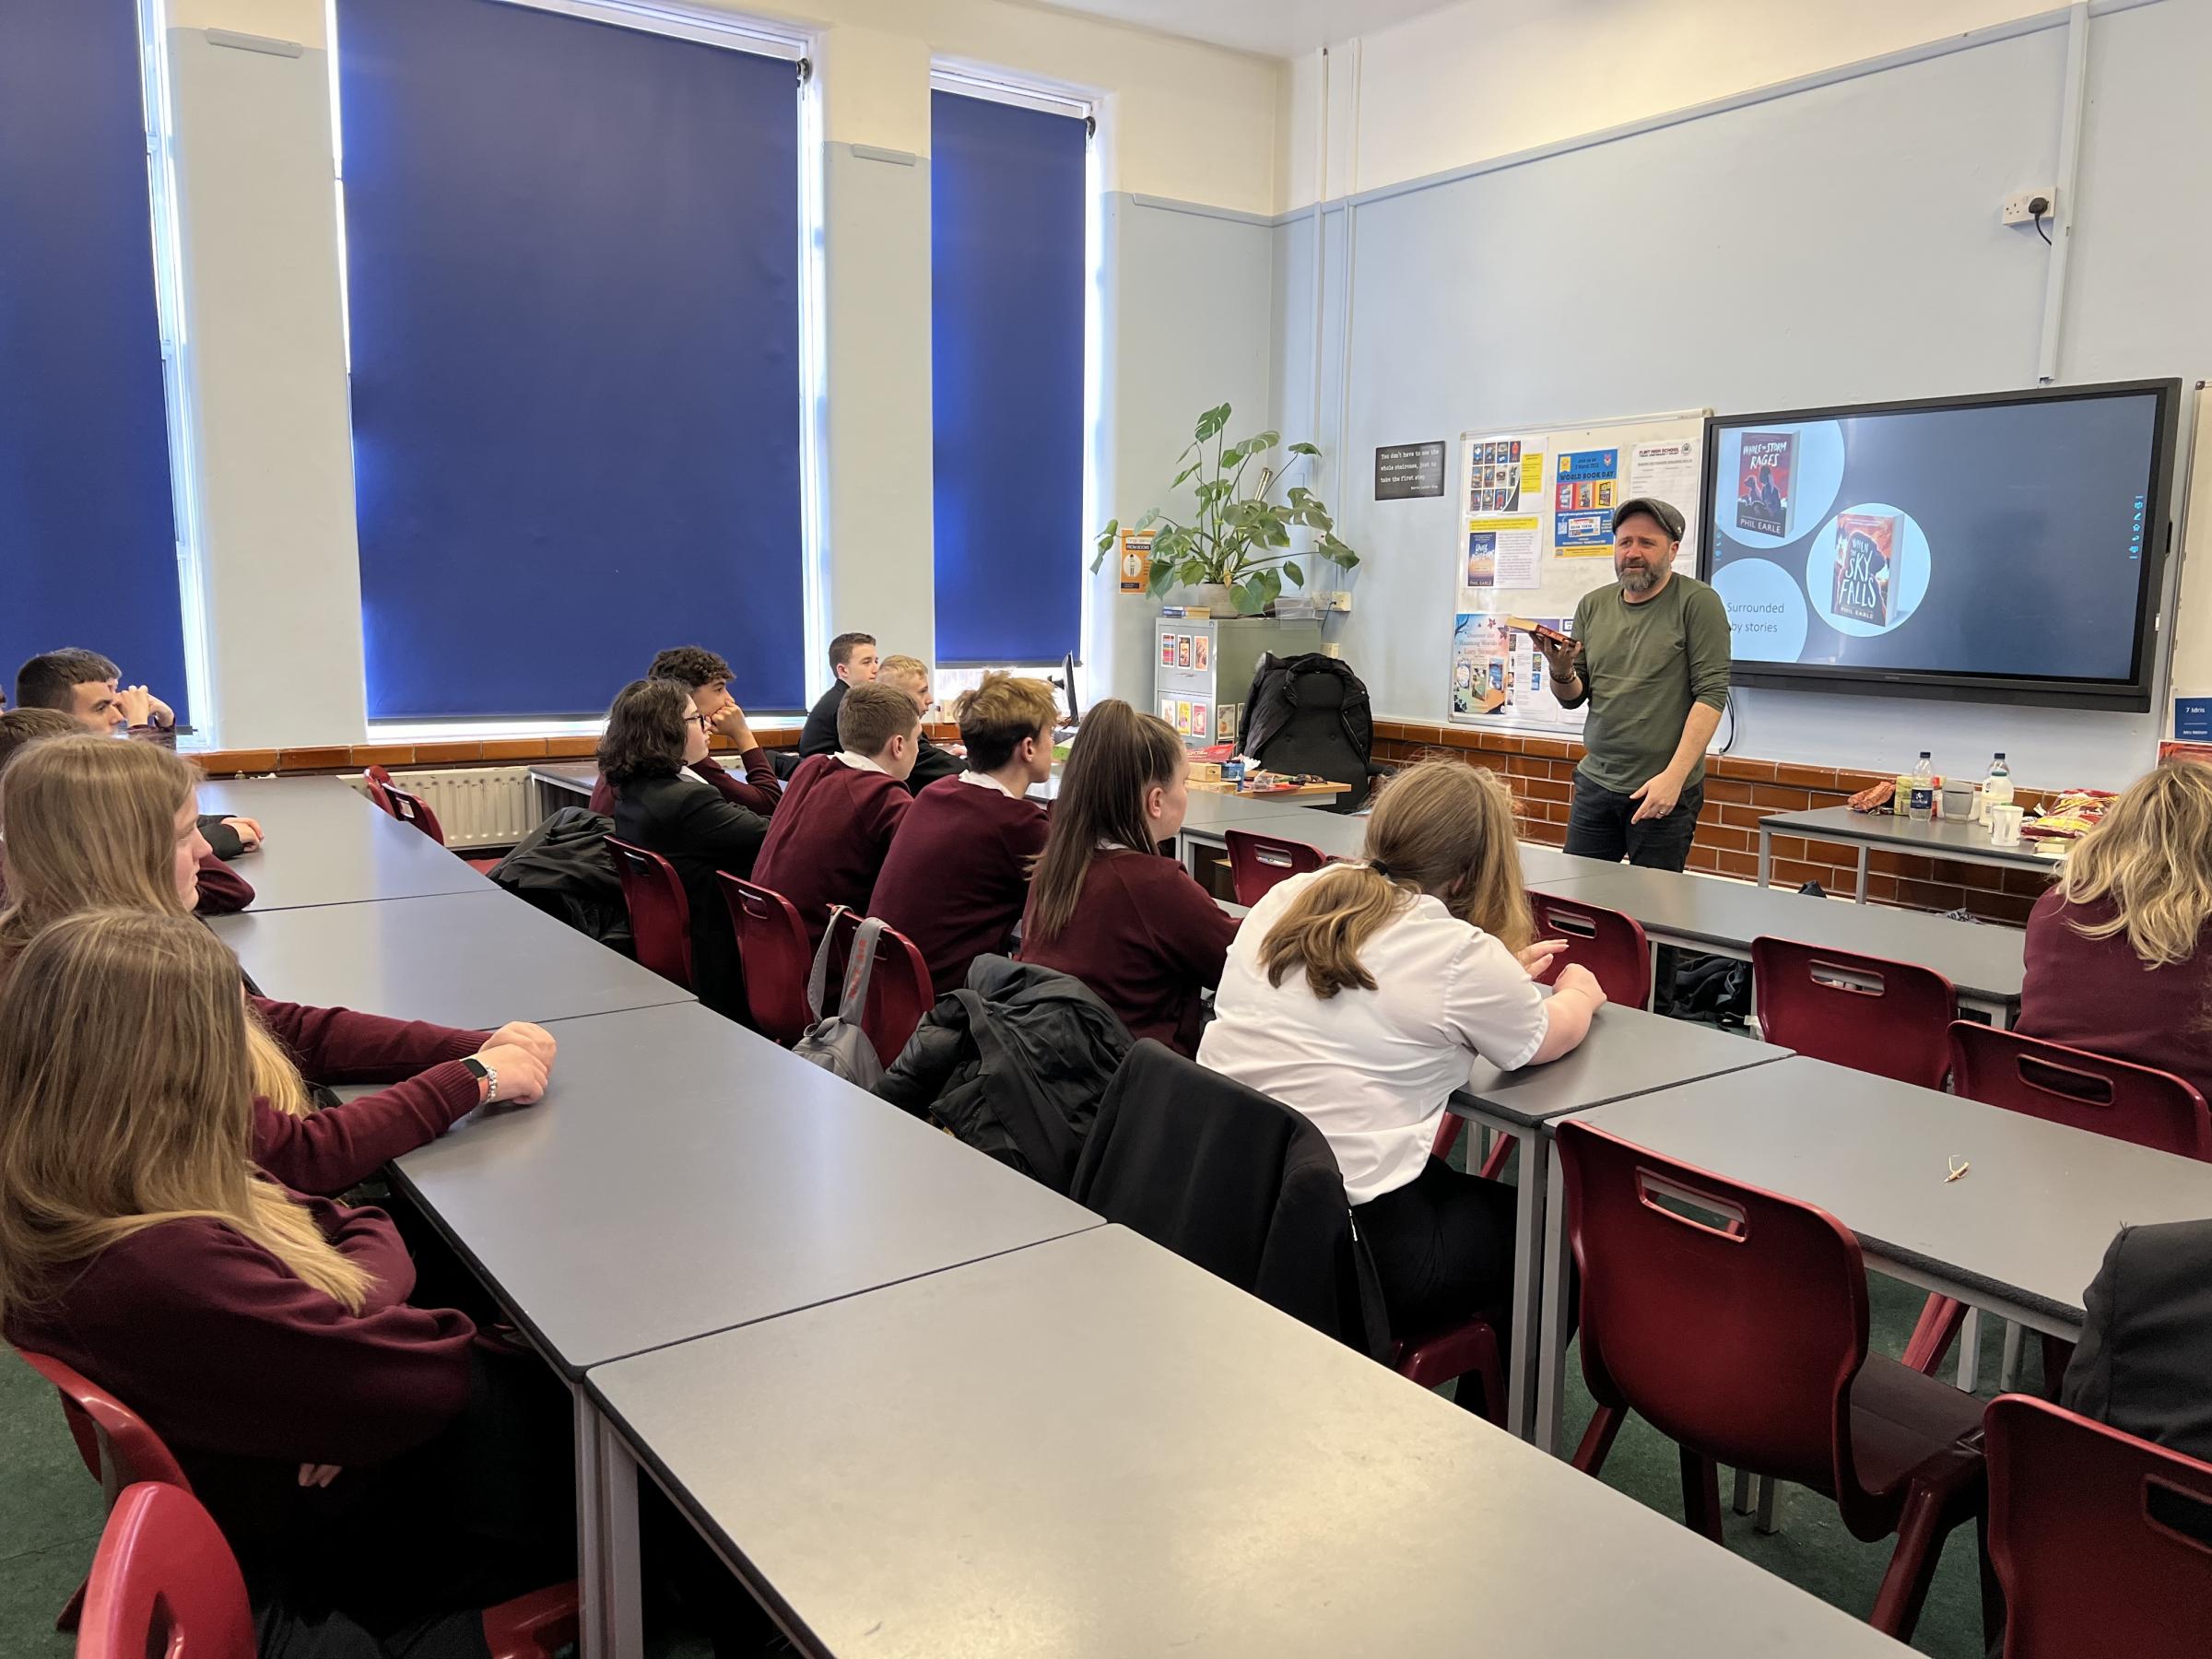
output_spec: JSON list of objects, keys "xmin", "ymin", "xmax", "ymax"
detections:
[
  {"xmin": 382, "ymin": 781, "xmax": 448, "ymax": 847},
  {"xmin": 77, "ymin": 1484, "xmax": 253, "ymax": 1659},
  {"xmin": 1557, "ymin": 1119, "xmax": 1873, "ymax": 1502},
  {"xmin": 362, "ymin": 764, "xmax": 398, "ymax": 817},
  {"xmin": 1751, "ymin": 935, "xmax": 1957, "ymax": 1088},
  {"xmin": 719, "ymin": 876, "xmax": 815, "ymax": 1043},
  {"xmin": 1222, "ymin": 830, "xmax": 1325, "ymax": 907},
  {"xmin": 1529, "ymin": 890, "xmax": 1652, "ymax": 1007},
  {"xmin": 826, "ymin": 908, "xmax": 936, "ymax": 1067},
  {"xmin": 605, "ymin": 838, "xmax": 693, "ymax": 989},
  {"xmin": 1986, "ymin": 1394, "xmax": 2212, "ymax": 1658},
  {"xmin": 1949, "ymin": 1023, "xmax": 2212, "ymax": 1160},
  {"xmin": 16, "ymin": 1349, "xmax": 191, "ymax": 1504}
]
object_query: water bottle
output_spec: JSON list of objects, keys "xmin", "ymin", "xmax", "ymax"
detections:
[
  {"xmin": 1909, "ymin": 752, "xmax": 1935, "ymax": 822},
  {"xmin": 1982, "ymin": 753, "xmax": 2013, "ymax": 820}
]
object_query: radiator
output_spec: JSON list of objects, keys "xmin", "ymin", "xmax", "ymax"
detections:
[{"xmin": 354, "ymin": 766, "xmax": 536, "ymax": 850}]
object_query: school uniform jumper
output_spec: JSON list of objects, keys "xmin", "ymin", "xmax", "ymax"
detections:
[
  {"xmin": 871, "ymin": 773, "xmax": 1049, "ymax": 995},
  {"xmin": 751, "ymin": 753, "xmax": 912, "ymax": 949}
]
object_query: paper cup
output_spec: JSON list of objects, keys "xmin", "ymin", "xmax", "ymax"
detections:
[{"xmin": 1988, "ymin": 804, "xmax": 2026, "ymax": 846}]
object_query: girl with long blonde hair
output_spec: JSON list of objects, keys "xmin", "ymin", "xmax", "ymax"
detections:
[
  {"xmin": 0, "ymin": 910, "xmax": 573, "ymax": 1636},
  {"xmin": 1018, "ymin": 699, "xmax": 1240, "ymax": 1054},
  {"xmin": 0, "ymin": 736, "xmax": 555, "ymax": 1192},
  {"xmin": 1198, "ymin": 760, "xmax": 1606, "ymax": 1349},
  {"xmin": 2018, "ymin": 759, "xmax": 2212, "ymax": 1099}
]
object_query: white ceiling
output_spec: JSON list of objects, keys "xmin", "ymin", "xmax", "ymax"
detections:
[{"xmin": 1025, "ymin": 0, "xmax": 1467, "ymax": 58}]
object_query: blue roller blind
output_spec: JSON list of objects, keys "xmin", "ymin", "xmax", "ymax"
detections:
[
  {"xmin": 0, "ymin": 0, "xmax": 188, "ymax": 722},
  {"xmin": 930, "ymin": 91, "xmax": 1086, "ymax": 666},
  {"xmin": 336, "ymin": 0, "xmax": 804, "ymax": 719}
]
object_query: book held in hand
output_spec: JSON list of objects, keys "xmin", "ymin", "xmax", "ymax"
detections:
[
  {"xmin": 1831, "ymin": 512, "xmax": 1896, "ymax": 626},
  {"xmin": 1735, "ymin": 430, "xmax": 1795, "ymax": 538}
]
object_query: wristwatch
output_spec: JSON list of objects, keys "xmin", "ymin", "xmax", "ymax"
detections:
[{"xmin": 459, "ymin": 1055, "xmax": 500, "ymax": 1104}]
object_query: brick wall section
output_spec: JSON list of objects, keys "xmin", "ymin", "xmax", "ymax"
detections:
[{"xmin": 1372, "ymin": 721, "xmax": 2055, "ymax": 927}]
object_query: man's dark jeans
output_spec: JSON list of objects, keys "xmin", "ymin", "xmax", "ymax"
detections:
[{"xmin": 1563, "ymin": 773, "xmax": 1703, "ymax": 872}]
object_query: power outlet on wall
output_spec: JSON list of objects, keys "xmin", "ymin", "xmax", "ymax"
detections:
[{"xmin": 2001, "ymin": 188, "xmax": 2055, "ymax": 228}]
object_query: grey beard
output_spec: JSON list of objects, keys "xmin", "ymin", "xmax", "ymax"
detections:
[{"xmin": 1618, "ymin": 565, "xmax": 1656, "ymax": 594}]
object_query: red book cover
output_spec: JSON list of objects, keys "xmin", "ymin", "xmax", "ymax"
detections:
[
  {"xmin": 1735, "ymin": 431, "xmax": 1795, "ymax": 537},
  {"xmin": 1831, "ymin": 512, "xmax": 1896, "ymax": 625}
]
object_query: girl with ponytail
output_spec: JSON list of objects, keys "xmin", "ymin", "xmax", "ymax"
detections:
[{"xmin": 1198, "ymin": 760, "xmax": 1606, "ymax": 1340}]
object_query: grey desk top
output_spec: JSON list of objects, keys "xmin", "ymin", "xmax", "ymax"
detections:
[
  {"xmin": 1578, "ymin": 1056, "xmax": 2212, "ymax": 1324},
  {"xmin": 527, "ymin": 760, "xmax": 598, "ymax": 791},
  {"xmin": 1761, "ymin": 804, "xmax": 2064, "ymax": 869},
  {"xmin": 194, "ymin": 776, "xmax": 488, "ymax": 910},
  {"xmin": 208, "ymin": 889, "xmax": 693, "ymax": 1029},
  {"xmin": 1457, "ymin": 1003, "xmax": 1791, "ymax": 1127},
  {"xmin": 589, "ymin": 1225, "xmax": 1904, "ymax": 1659},
  {"xmin": 1183, "ymin": 801, "xmax": 1587, "ymax": 890},
  {"xmin": 394, "ymin": 1002, "xmax": 1099, "ymax": 1373},
  {"xmin": 1529, "ymin": 861, "xmax": 2027, "ymax": 1005},
  {"xmin": 1176, "ymin": 788, "xmax": 1347, "ymax": 833}
]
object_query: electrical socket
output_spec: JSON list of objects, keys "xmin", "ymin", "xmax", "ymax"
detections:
[
  {"xmin": 2001, "ymin": 188, "xmax": 2055, "ymax": 227},
  {"xmin": 1329, "ymin": 591, "xmax": 1352, "ymax": 612}
]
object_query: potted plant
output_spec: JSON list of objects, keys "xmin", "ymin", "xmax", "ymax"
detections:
[{"xmin": 1093, "ymin": 403, "xmax": 1359, "ymax": 616}]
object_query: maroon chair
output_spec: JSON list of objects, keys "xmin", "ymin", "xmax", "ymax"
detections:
[
  {"xmin": 1556, "ymin": 1120, "xmax": 1990, "ymax": 1642},
  {"xmin": 1905, "ymin": 1025, "xmax": 2212, "ymax": 1379},
  {"xmin": 362, "ymin": 763, "xmax": 398, "ymax": 816},
  {"xmin": 1984, "ymin": 1394, "xmax": 2212, "ymax": 1658},
  {"xmin": 79, "ymin": 1482, "xmax": 580, "ymax": 1659},
  {"xmin": 718, "ymin": 875, "xmax": 815, "ymax": 1044},
  {"xmin": 825, "ymin": 908, "xmax": 937, "ymax": 1068},
  {"xmin": 17, "ymin": 1348, "xmax": 192, "ymax": 1633},
  {"xmin": 1750, "ymin": 936, "xmax": 1957, "ymax": 1088},
  {"xmin": 1948, "ymin": 1022, "xmax": 2212, "ymax": 1158},
  {"xmin": 381, "ymin": 779, "xmax": 501, "ymax": 874},
  {"xmin": 605, "ymin": 837, "xmax": 694, "ymax": 989},
  {"xmin": 1529, "ymin": 890, "xmax": 1653, "ymax": 1008},
  {"xmin": 1223, "ymin": 829, "xmax": 1324, "ymax": 906}
]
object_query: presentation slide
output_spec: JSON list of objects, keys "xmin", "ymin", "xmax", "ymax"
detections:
[{"xmin": 1704, "ymin": 394, "xmax": 2159, "ymax": 682}]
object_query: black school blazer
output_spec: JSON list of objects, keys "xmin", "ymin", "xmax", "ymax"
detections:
[{"xmin": 610, "ymin": 770, "xmax": 770, "ymax": 1015}]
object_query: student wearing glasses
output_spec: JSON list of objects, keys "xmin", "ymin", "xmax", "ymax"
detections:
[{"xmin": 601, "ymin": 677, "xmax": 771, "ymax": 1016}]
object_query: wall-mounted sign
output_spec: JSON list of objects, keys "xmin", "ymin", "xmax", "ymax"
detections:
[{"xmin": 1374, "ymin": 441, "xmax": 1447, "ymax": 500}]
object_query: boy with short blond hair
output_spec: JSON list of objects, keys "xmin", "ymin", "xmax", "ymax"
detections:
[
  {"xmin": 876, "ymin": 654, "xmax": 961, "ymax": 794},
  {"xmin": 753, "ymin": 681, "xmax": 920, "ymax": 947},
  {"xmin": 871, "ymin": 673, "xmax": 1056, "ymax": 994}
]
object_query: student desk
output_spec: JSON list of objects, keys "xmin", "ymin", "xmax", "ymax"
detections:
[
  {"xmin": 383, "ymin": 1002, "xmax": 1100, "ymax": 1659},
  {"xmin": 1551, "ymin": 1057, "xmax": 2212, "ymax": 1452},
  {"xmin": 587, "ymin": 1225, "xmax": 1903, "ymax": 1659},
  {"xmin": 1448, "ymin": 1006, "xmax": 1791, "ymax": 1441},
  {"xmin": 208, "ymin": 889, "xmax": 693, "ymax": 1029},
  {"xmin": 195, "ymin": 775, "xmax": 488, "ymax": 910},
  {"xmin": 1756, "ymin": 804, "xmax": 2062, "ymax": 901},
  {"xmin": 526, "ymin": 759, "xmax": 599, "ymax": 819},
  {"xmin": 1530, "ymin": 858, "xmax": 2026, "ymax": 1027},
  {"xmin": 1175, "ymin": 794, "xmax": 1591, "ymax": 890}
]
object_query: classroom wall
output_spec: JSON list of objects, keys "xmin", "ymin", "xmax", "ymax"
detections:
[
  {"xmin": 157, "ymin": 0, "xmax": 1284, "ymax": 744},
  {"xmin": 1272, "ymin": 0, "xmax": 2212, "ymax": 790}
]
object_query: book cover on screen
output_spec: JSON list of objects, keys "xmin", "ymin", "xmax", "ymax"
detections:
[
  {"xmin": 1735, "ymin": 431, "xmax": 1795, "ymax": 538},
  {"xmin": 1831, "ymin": 512, "xmax": 1896, "ymax": 626}
]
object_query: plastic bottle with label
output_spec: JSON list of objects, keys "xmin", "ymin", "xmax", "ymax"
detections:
[
  {"xmin": 1982, "ymin": 753, "xmax": 2013, "ymax": 819},
  {"xmin": 1909, "ymin": 752, "xmax": 1935, "ymax": 822}
]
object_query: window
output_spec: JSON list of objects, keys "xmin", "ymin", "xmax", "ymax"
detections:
[
  {"xmin": 0, "ymin": 0, "xmax": 193, "ymax": 721},
  {"xmin": 334, "ymin": 0, "xmax": 806, "ymax": 720},
  {"xmin": 929, "ymin": 85, "xmax": 1088, "ymax": 668}
]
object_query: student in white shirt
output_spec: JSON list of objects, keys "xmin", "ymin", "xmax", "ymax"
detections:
[{"xmin": 1198, "ymin": 759, "xmax": 1606, "ymax": 1337}]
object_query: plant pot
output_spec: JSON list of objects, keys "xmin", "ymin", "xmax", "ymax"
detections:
[{"xmin": 1184, "ymin": 582, "xmax": 1237, "ymax": 614}]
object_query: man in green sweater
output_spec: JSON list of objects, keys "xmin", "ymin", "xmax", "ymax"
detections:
[{"xmin": 1535, "ymin": 497, "xmax": 1731, "ymax": 871}]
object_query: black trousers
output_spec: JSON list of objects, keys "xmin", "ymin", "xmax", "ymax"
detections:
[
  {"xmin": 1353, "ymin": 1155, "xmax": 1518, "ymax": 1341},
  {"xmin": 1563, "ymin": 774, "xmax": 1703, "ymax": 872}
]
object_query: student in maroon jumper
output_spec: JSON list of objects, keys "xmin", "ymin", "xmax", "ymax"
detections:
[
  {"xmin": 0, "ymin": 910, "xmax": 575, "ymax": 1646},
  {"xmin": 1018, "ymin": 700, "xmax": 1239, "ymax": 1054},
  {"xmin": 872, "ymin": 672, "xmax": 1054, "ymax": 994},
  {"xmin": 752, "ymin": 680, "xmax": 919, "ymax": 948},
  {"xmin": 2018, "ymin": 759, "xmax": 2212, "ymax": 1101},
  {"xmin": 0, "ymin": 737, "xmax": 556, "ymax": 1195},
  {"xmin": 0, "ymin": 710, "xmax": 246, "ymax": 916},
  {"xmin": 586, "ymin": 646, "xmax": 782, "ymax": 817}
]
